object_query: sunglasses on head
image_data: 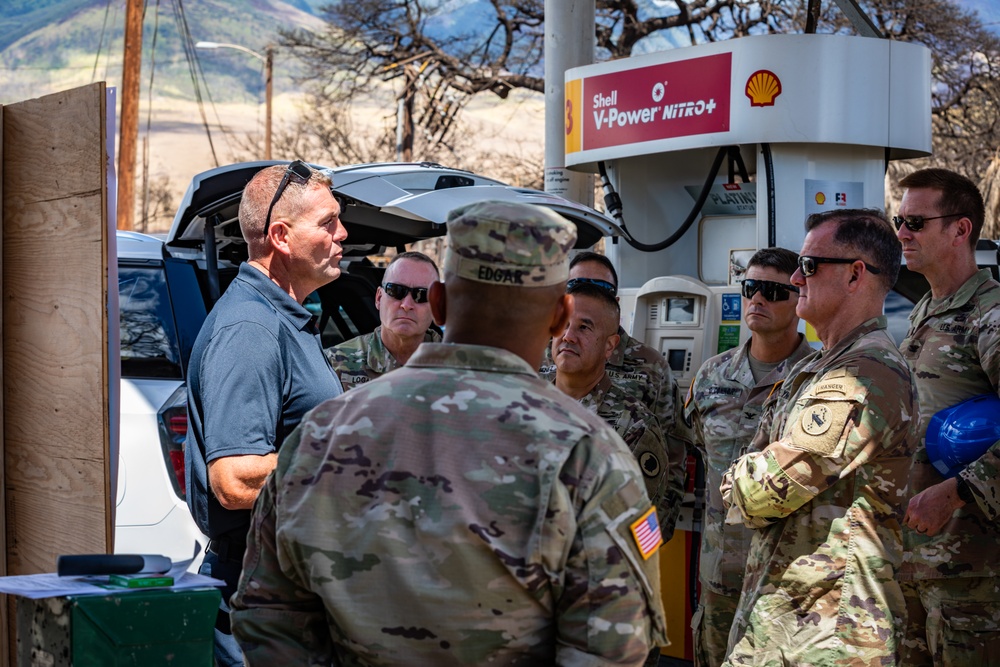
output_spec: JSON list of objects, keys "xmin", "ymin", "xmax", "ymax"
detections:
[
  {"xmin": 891, "ymin": 212, "xmax": 967, "ymax": 232},
  {"xmin": 263, "ymin": 160, "xmax": 313, "ymax": 238},
  {"xmin": 566, "ymin": 277, "xmax": 617, "ymax": 296},
  {"xmin": 382, "ymin": 282, "xmax": 429, "ymax": 304},
  {"xmin": 741, "ymin": 278, "xmax": 799, "ymax": 302},
  {"xmin": 797, "ymin": 255, "xmax": 882, "ymax": 277}
]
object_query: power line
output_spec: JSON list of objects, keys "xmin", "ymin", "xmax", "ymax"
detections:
[
  {"xmin": 143, "ymin": 0, "xmax": 163, "ymax": 231},
  {"xmin": 91, "ymin": 0, "xmax": 114, "ymax": 83},
  {"xmin": 169, "ymin": 0, "xmax": 218, "ymax": 166},
  {"xmin": 193, "ymin": 55, "xmax": 238, "ymax": 158}
]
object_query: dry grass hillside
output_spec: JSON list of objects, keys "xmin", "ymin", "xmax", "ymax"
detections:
[
  {"xmin": 0, "ymin": 82, "xmax": 547, "ymax": 233},
  {"xmin": 0, "ymin": 0, "xmax": 551, "ymax": 233},
  {"xmin": 123, "ymin": 88, "xmax": 546, "ymax": 233}
]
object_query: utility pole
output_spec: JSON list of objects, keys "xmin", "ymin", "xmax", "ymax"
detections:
[
  {"xmin": 118, "ymin": 0, "xmax": 143, "ymax": 230},
  {"xmin": 544, "ymin": 0, "xmax": 594, "ymax": 206}
]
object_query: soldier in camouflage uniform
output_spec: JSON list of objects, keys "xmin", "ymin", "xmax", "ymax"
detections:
[
  {"xmin": 682, "ymin": 248, "xmax": 812, "ymax": 667},
  {"xmin": 894, "ymin": 168, "xmax": 1000, "ymax": 665},
  {"xmin": 551, "ymin": 281, "xmax": 670, "ymax": 535},
  {"xmin": 326, "ymin": 251, "xmax": 441, "ymax": 390},
  {"xmin": 231, "ymin": 200, "xmax": 668, "ymax": 665},
  {"xmin": 721, "ymin": 209, "xmax": 916, "ymax": 666},
  {"xmin": 541, "ymin": 251, "xmax": 686, "ymax": 540}
]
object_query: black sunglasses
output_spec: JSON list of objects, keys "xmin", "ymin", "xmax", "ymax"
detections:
[
  {"xmin": 382, "ymin": 282, "xmax": 429, "ymax": 304},
  {"xmin": 798, "ymin": 255, "xmax": 882, "ymax": 277},
  {"xmin": 892, "ymin": 212, "xmax": 967, "ymax": 232},
  {"xmin": 566, "ymin": 277, "xmax": 617, "ymax": 296},
  {"xmin": 263, "ymin": 160, "xmax": 313, "ymax": 237},
  {"xmin": 741, "ymin": 278, "xmax": 799, "ymax": 302}
]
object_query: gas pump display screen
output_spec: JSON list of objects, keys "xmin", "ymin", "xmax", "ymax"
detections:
[
  {"xmin": 666, "ymin": 297, "xmax": 695, "ymax": 323},
  {"xmin": 667, "ymin": 349, "xmax": 687, "ymax": 372}
]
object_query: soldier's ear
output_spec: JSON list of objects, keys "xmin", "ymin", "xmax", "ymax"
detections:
[
  {"xmin": 953, "ymin": 215, "xmax": 973, "ymax": 247},
  {"xmin": 605, "ymin": 333, "xmax": 620, "ymax": 360},
  {"xmin": 429, "ymin": 281, "xmax": 447, "ymax": 326},
  {"xmin": 548, "ymin": 293, "xmax": 573, "ymax": 338}
]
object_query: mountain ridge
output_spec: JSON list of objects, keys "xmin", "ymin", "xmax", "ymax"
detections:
[{"xmin": 0, "ymin": 0, "xmax": 326, "ymax": 105}]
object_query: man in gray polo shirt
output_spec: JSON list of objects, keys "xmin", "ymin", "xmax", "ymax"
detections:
[{"xmin": 186, "ymin": 161, "xmax": 347, "ymax": 666}]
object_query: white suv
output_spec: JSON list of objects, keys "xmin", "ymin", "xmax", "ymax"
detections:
[
  {"xmin": 116, "ymin": 230, "xmax": 208, "ymax": 567},
  {"xmin": 114, "ymin": 161, "xmax": 620, "ymax": 569}
]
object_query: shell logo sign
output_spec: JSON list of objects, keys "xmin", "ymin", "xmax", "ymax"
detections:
[
  {"xmin": 745, "ymin": 69, "xmax": 782, "ymax": 107},
  {"xmin": 565, "ymin": 52, "xmax": 731, "ymax": 153}
]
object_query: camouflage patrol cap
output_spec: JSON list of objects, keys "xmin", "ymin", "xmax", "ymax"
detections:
[{"xmin": 444, "ymin": 200, "xmax": 578, "ymax": 287}]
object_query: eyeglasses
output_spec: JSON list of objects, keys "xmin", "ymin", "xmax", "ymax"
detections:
[
  {"xmin": 263, "ymin": 160, "xmax": 313, "ymax": 237},
  {"xmin": 797, "ymin": 256, "xmax": 882, "ymax": 277},
  {"xmin": 741, "ymin": 278, "xmax": 799, "ymax": 302},
  {"xmin": 381, "ymin": 282, "xmax": 429, "ymax": 304},
  {"xmin": 891, "ymin": 213, "xmax": 968, "ymax": 232},
  {"xmin": 566, "ymin": 277, "xmax": 617, "ymax": 296}
]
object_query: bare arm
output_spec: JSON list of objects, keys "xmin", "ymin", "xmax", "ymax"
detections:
[{"xmin": 209, "ymin": 453, "xmax": 279, "ymax": 510}]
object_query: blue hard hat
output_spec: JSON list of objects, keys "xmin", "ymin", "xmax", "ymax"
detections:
[{"xmin": 926, "ymin": 394, "xmax": 1000, "ymax": 478}]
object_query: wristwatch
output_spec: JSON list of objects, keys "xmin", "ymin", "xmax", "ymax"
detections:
[{"xmin": 955, "ymin": 476, "xmax": 976, "ymax": 504}]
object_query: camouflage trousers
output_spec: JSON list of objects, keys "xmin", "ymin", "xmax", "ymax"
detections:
[
  {"xmin": 691, "ymin": 588, "xmax": 739, "ymax": 667},
  {"xmin": 901, "ymin": 576, "xmax": 1000, "ymax": 666}
]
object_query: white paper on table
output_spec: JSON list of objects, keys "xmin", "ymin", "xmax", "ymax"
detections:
[{"xmin": 0, "ymin": 547, "xmax": 224, "ymax": 600}]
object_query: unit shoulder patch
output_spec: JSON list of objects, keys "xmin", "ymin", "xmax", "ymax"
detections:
[
  {"xmin": 801, "ymin": 404, "xmax": 833, "ymax": 435},
  {"xmin": 788, "ymin": 399, "xmax": 854, "ymax": 456},
  {"xmin": 638, "ymin": 451, "xmax": 661, "ymax": 478}
]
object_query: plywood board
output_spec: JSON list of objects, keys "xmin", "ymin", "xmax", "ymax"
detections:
[
  {"xmin": 0, "ymin": 100, "xmax": 7, "ymax": 667},
  {"xmin": 1, "ymin": 84, "xmax": 110, "ymax": 581}
]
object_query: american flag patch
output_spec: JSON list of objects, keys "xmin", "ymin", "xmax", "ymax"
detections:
[{"xmin": 630, "ymin": 507, "xmax": 663, "ymax": 560}]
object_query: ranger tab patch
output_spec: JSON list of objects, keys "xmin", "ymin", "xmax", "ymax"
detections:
[{"xmin": 630, "ymin": 507, "xmax": 663, "ymax": 560}]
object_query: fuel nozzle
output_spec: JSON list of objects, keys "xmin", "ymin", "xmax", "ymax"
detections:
[{"xmin": 597, "ymin": 161, "xmax": 624, "ymax": 223}]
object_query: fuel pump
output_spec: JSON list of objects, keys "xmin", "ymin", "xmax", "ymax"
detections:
[{"xmin": 562, "ymin": 33, "xmax": 931, "ymax": 661}]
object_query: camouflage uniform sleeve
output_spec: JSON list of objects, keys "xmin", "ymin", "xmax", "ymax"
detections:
[
  {"xmin": 653, "ymin": 361, "xmax": 675, "ymax": 432},
  {"xmin": 675, "ymin": 381, "xmax": 698, "ymax": 447},
  {"xmin": 955, "ymin": 316, "xmax": 1000, "ymax": 519},
  {"xmin": 621, "ymin": 414, "xmax": 675, "ymax": 542},
  {"xmin": 957, "ymin": 453, "xmax": 1000, "ymax": 522},
  {"xmin": 553, "ymin": 435, "xmax": 669, "ymax": 665},
  {"xmin": 720, "ymin": 386, "xmax": 777, "ymax": 527},
  {"xmin": 726, "ymin": 368, "xmax": 888, "ymax": 528},
  {"xmin": 656, "ymin": 373, "xmax": 687, "ymax": 543},
  {"xmin": 231, "ymin": 431, "xmax": 336, "ymax": 665},
  {"xmin": 660, "ymin": 435, "xmax": 686, "ymax": 543}
]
